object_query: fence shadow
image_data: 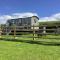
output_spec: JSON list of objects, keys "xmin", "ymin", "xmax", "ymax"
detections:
[{"xmin": 0, "ymin": 38, "xmax": 60, "ymax": 46}]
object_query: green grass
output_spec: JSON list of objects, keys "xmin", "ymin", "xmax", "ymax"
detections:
[{"xmin": 0, "ymin": 35, "xmax": 60, "ymax": 60}]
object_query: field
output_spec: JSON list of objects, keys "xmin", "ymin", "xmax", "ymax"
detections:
[{"xmin": 0, "ymin": 35, "xmax": 60, "ymax": 60}]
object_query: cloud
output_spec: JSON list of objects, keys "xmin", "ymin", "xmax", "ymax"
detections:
[
  {"xmin": 0, "ymin": 12, "xmax": 60, "ymax": 24},
  {"xmin": 39, "ymin": 13, "xmax": 60, "ymax": 22},
  {"xmin": 12, "ymin": 12, "xmax": 38, "ymax": 18},
  {"xmin": 0, "ymin": 12, "xmax": 38, "ymax": 24},
  {"xmin": 0, "ymin": 15, "xmax": 12, "ymax": 24}
]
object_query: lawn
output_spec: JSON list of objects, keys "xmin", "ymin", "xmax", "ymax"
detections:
[{"xmin": 0, "ymin": 35, "xmax": 60, "ymax": 60}]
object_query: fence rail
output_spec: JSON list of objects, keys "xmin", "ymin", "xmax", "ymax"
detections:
[{"xmin": 0, "ymin": 25, "xmax": 60, "ymax": 40}]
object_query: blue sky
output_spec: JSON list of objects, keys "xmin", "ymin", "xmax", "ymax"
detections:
[
  {"xmin": 0, "ymin": 0, "xmax": 60, "ymax": 17},
  {"xmin": 0, "ymin": 0, "xmax": 60, "ymax": 24}
]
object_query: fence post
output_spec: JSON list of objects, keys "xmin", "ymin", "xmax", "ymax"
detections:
[
  {"xmin": 14, "ymin": 25, "xmax": 16, "ymax": 39},
  {"xmin": 0, "ymin": 25, "xmax": 2, "ymax": 38},
  {"xmin": 33, "ymin": 25, "xmax": 35, "ymax": 40}
]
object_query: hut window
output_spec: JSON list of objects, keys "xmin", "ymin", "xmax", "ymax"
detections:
[{"xmin": 34, "ymin": 19, "xmax": 36, "ymax": 23}]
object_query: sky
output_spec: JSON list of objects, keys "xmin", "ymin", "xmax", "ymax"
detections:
[
  {"xmin": 0, "ymin": 0, "xmax": 60, "ymax": 17},
  {"xmin": 0, "ymin": 0, "xmax": 60, "ymax": 24}
]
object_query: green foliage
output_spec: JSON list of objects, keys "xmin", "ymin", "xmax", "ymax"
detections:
[{"xmin": 39, "ymin": 21, "xmax": 60, "ymax": 26}]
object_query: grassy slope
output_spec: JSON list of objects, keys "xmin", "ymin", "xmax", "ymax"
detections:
[{"xmin": 0, "ymin": 37, "xmax": 60, "ymax": 60}]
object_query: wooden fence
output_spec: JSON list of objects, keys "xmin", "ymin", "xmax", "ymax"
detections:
[{"xmin": 0, "ymin": 25, "xmax": 60, "ymax": 40}]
